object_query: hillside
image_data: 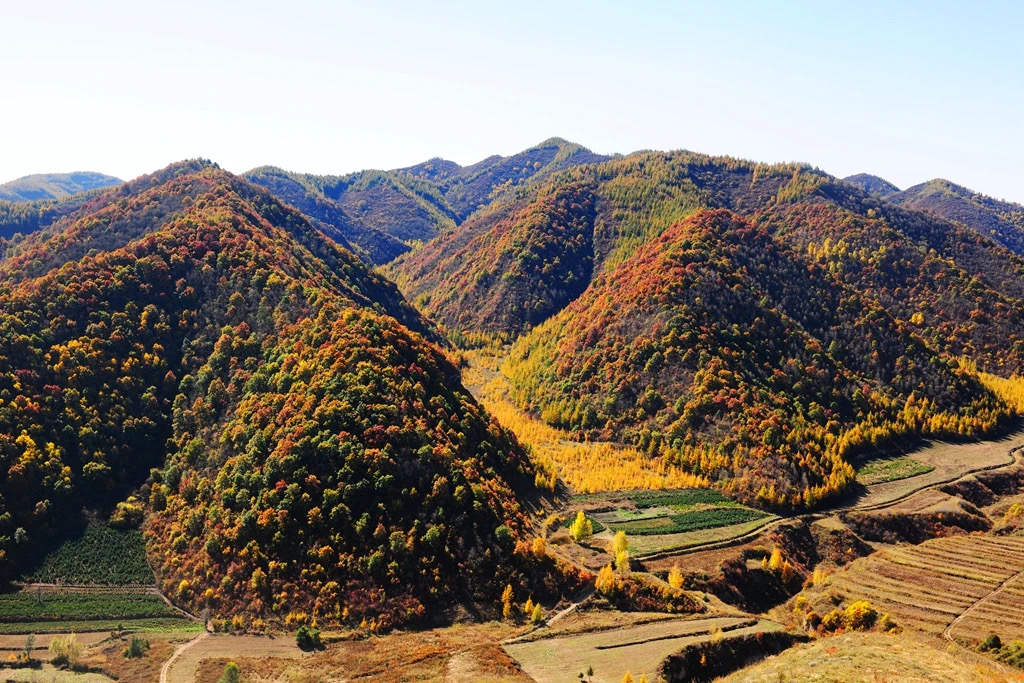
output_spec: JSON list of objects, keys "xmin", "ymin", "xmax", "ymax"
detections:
[
  {"xmin": 889, "ymin": 178, "xmax": 1024, "ymax": 256},
  {"xmin": 0, "ymin": 161, "xmax": 560, "ymax": 629},
  {"xmin": 505, "ymin": 209, "xmax": 1005, "ymax": 507},
  {"xmin": 842, "ymin": 173, "xmax": 900, "ymax": 197},
  {"xmin": 0, "ymin": 171, "xmax": 121, "ymax": 202},
  {"xmin": 388, "ymin": 180, "xmax": 598, "ymax": 338},
  {"xmin": 242, "ymin": 165, "xmax": 408, "ymax": 264}
]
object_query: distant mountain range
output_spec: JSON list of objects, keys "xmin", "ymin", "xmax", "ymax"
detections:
[{"xmin": 0, "ymin": 171, "xmax": 121, "ymax": 202}]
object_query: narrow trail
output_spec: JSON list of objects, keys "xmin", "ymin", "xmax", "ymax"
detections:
[
  {"xmin": 160, "ymin": 630, "xmax": 209, "ymax": 683},
  {"xmin": 501, "ymin": 588, "xmax": 596, "ymax": 646}
]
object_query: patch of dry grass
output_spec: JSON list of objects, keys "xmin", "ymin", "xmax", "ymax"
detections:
[{"xmin": 722, "ymin": 631, "xmax": 1021, "ymax": 682}]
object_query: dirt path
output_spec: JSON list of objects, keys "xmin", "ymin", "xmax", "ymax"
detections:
[
  {"xmin": 501, "ymin": 589, "xmax": 596, "ymax": 646},
  {"xmin": 160, "ymin": 631, "xmax": 209, "ymax": 683},
  {"xmin": 161, "ymin": 633, "xmax": 302, "ymax": 683}
]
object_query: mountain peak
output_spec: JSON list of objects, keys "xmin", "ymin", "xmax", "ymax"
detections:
[{"xmin": 842, "ymin": 173, "xmax": 900, "ymax": 197}]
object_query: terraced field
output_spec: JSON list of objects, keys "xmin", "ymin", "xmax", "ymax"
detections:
[
  {"xmin": 503, "ymin": 615, "xmax": 780, "ymax": 683},
  {"xmin": 816, "ymin": 536, "xmax": 1024, "ymax": 643}
]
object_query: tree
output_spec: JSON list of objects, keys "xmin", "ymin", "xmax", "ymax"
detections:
[
  {"xmin": 610, "ymin": 531, "xmax": 629, "ymax": 557},
  {"xmin": 531, "ymin": 603, "xmax": 544, "ymax": 625},
  {"xmin": 22, "ymin": 634, "xmax": 34, "ymax": 663},
  {"xmin": 621, "ymin": 671, "xmax": 634, "ymax": 683},
  {"xmin": 532, "ymin": 537, "xmax": 547, "ymax": 556},
  {"xmin": 667, "ymin": 564, "xmax": 683, "ymax": 589},
  {"xmin": 767, "ymin": 547, "xmax": 784, "ymax": 573},
  {"xmin": 524, "ymin": 597, "xmax": 535, "ymax": 616},
  {"xmin": 501, "ymin": 584, "xmax": 515, "ymax": 620},
  {"xmin": 218, "ymin": 662, "xmax": 241, "ymax": 683},
  {"xmin": 595, "ymin": 565, "xmax": 618, "ymax": 594},
  {"xmin": 568, "ymin": 511, "xmax": 593, "ymax": 541},
  {"xmin": 615, "ymin": 550, "xmax": 630, "ymax": 573}
]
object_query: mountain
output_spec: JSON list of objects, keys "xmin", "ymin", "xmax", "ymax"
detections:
[
  {"xmin": 245, "ymin": 138, "xmax": 606, "ymax": 266},
  {"xmin": 242, "ymin": 166, "xmax": 409, "ymax": 264},
  {"xmin": 0, "ymin": 187, "xmax": 110, "ymax": 241},
  {"xmin": 393, "ymin": 149, "xmax": 1024, "ymax": 507},
  {"xmin": 0, "ymin": 161, "xmax": 561, "ymax": 629},
  {"xmin": 842, "ymin": 173, "xmax": 900, "ymax": 197},
  {"xmin": 415, "ymin": 137, "xmax": 609, "ymax": 221},
  {"xmin": 888, "ymin": 178, "xmax": 1024, "ymax": 256},
  {"xmin": 0, "ymin": 171, "xmax": 122, "ymax": 202},
  {"xmin": 505, "ymin": 209, "xmax": 1003, "ymax": 507},
  {"xmin": 387, "ymin": 179, "xmax": 598, "ymax": 340}
]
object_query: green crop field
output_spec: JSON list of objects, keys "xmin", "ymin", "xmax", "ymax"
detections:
[
  {"xmin": 23, "ymin": 525, "xmax": 154, "ymax": 585},
  {"xmin": 0, "ymin": 590, "xmax": 197, "ymax": 634},
  {"xmin": 0, "ymin": 591, "xmax": 177, "ymax": 622},
  {"xmin": 606, "ymin": 507, "xmax": 769, "ymax": 536},
  {"xmin": 857, "ymin": 456, "xmax": 935, "ymax": 485}
]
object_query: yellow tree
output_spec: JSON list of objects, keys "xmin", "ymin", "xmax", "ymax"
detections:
[
  {"xmin": 621, "ymin": 671, "xmax": 634, "ymax": 683},
  {"xmin": 501, "ymin": 584, "xmax": 514, "ymax": 620},
  {"xmin": 610, "ymin": 531, "xmax": 629, "ymax": 556},
  {"xmin": 667, "ymin": 564, "xmax": 684, "ymax": 589},
  {"xmin": 595, "ymin": 565, "xmax": 618, "ymax": 595},
  {"xmin": 767, "ymin": 547, "xmax": 784, "ymax": 573},
  {"xmin": 568, "ymin": 511, "xmax": 593, "ymax": 541}
]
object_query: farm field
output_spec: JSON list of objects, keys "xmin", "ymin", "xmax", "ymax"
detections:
[
  {"xmin": 723, "ymin": 631, "xmax": 1019, "ymax": 682},
  {"xmin": 856, "ymin": 454, "xmax": 935, "ymax": 485},
  {"xmin": 192, "ymin": 622, "xmax": 529, "ymax": 683},
  {"xmin": 0, "ymin": 589, "xmax": 198, "ymax": 634},
  {"xmin": 22, "ymin": 525, "xmax": 154, "ymax": 585},
  {"xmin": 165, "ymin": 634, "xmax": 302, "ymax": 683},
  {"xmin": 853, "ymin": 429, "xmax": 1023, "ymax": 509},
  {"xmin": 802, "ymin": 535, "xmax": 1024, "ymax": 644},
  {"xmin": 572, "ymin": 489, "xmax": 776, "ymax": 557},
  {"xmin": 503, "ymin": 614, "xmax": 780, "ymax": 683}
]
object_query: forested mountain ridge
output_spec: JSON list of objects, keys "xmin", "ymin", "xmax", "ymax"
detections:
[
  {"xmin": 505, "ymin": 209, "xmax": 1006, "ymax": 507},
  {"xmin": 0, "ymin": 161, "xmax": 565, "ymax": 629},
  {"xmin": 0, "ymin": 171, "xmax": 122, "ymax": 202},
  {"xmin": 390, "ymin": 149, "xmax": 1024, "ymax": 507},
  {"xmin": 888, "ymin": 178, "xmax": 1024, "ymax": 256},
  {"xmin": 387, "ymin": 179, "xmax": 599, "ymax": 340},
  {"xmin": 244, "ymin": 138, "xmax": 606, "ymax": 266}
]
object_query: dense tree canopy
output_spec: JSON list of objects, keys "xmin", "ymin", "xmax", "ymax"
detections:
[{"xmin": 0, "ymin": 163, "xmax": 555, "ymax": 627}]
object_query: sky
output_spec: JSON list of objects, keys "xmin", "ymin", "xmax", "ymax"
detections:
[{"xmin": 2, "ymin": 0, "xmax": 1023, "ymax": 201}]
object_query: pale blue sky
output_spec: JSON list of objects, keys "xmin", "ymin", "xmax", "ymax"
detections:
[{"xmin": 2, "ymin": 1, "xmax": 1022, "ymax": 201}]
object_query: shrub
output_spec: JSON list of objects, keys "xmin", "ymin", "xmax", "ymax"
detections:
[
  {"xmin": 218, "ymin": 661, "xmax": 241, "ymax": 683},
  {"xmin": 981, "ymin": 634, "xmax": 1003, "ymax": 651},
  {"xmin": 123, "ymin": 635, "xmax": 150, "ymax": 658},
  {"xmin": 295, "ymin": 624, "xmax": 323, "ymax": 651},
  {"xmin": 820, "ymin": 608, "xmax": 843, "ymax": 631},
  {"xmin": 49, "ymin": 634, "xmax": 82, "ymax": 669},
  {"xmin": 843, "ymin": 600, "xmax": 877, "ymax": 630}
]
